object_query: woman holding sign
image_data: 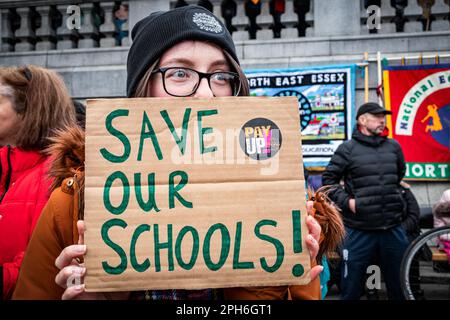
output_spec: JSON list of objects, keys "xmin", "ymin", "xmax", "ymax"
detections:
[{"xmin": 13, "ymin": 6, "xmax": 343, "ymax": 300}]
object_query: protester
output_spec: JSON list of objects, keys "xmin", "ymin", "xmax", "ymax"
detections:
[
  {"xmin": 303, "ymin": 168, "xmax": 336, "ymax": 299},
  {"xmin": 399, "ymin": 181, "xmax": 425, "ymax": 298},
  {"xmin": 400, "ymin": 181, "xmax": 421, "ymax": 241},
  {"xmin": 13, "ymin": 6, "xmax": 343, "ymax": 300},
  {"xmin": 323, "ymin": 102, "xmax": 409, "ymax": 300},
  {"xmin": 72, "ymin": 99, "xmax": 86, "ymax": 130},
  {"xmin": 0, "ymin": 65, "xmax": 77, "ymax": 299},
  {"xmin": 113, "ymin": 4, "xmax": 129, "ymax": 45},
  {"xmin": 365, "ymin": 180, "xmax": 423, "ymax": 300},
  {"xmin": 304, "ymin": 187, "xmax": 344, "ymax": 300},
  {"xmin": 433, "ymin": 189, "xmax": 450, "ymax": 264}
]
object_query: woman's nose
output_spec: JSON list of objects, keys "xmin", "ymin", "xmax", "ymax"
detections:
[{"xmin": 193, "ymin": 78, "xmax": 214, "ymax": 98}]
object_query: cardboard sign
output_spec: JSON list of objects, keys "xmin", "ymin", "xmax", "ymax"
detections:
[{"xmin": 84, "ymin": 96, "xmax": 311, "ymax": 292}]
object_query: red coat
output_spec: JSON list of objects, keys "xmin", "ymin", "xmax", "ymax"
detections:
[{"xmin": 0, "ymin": 146, "xmax": 52, "ymax": 299}]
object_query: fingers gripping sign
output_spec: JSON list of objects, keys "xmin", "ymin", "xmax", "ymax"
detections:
[{"xmin": 55, "ymin": 221, "xmax": 87, "ymax": 299}]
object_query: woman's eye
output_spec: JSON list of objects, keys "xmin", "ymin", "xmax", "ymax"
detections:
[
  {"xmin": 168, "ymin": 69, "xmax": 188, "ymax": 79},
  {"xmin": 174, "ymin": 70, "xmax": 186, "ymax": 78},
  {"xmin": 213, "ymin": 73, "xmax": 232, "ymax": 83}
]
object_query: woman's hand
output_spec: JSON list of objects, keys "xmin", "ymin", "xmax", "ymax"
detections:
[
  {"xmin": 54, "ymin": 220, "xmax": 130, "ymax": 300},
  {"xmin": 305, "ymin": 200, "xmax": 324, "ymax": 281}
]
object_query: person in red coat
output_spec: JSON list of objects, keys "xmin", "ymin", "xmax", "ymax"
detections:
[{"xmin": 0, "ymin": 65, "xmax": 77, "ymax": 299}]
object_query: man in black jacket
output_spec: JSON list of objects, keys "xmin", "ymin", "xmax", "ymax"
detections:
[{"xmin": 323, "ymin": 102, "xmax": 409, "ymax": 300}]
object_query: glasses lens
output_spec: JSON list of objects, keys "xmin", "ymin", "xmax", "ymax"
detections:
[
  {"xmin": 163, "ymin": 68, "xmax": 199, "ymax": 96},
  {"xmin": 210, "ymin": 72, "xmax": 241, "ymax": 97},
  {"xmin": 161, "ymin": 68, "xmax": 241, "ymax": 97}
]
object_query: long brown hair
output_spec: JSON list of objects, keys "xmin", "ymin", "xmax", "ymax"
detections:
[
  {"xmin": 0, "ymin": 65, "xmax": 77, "ymax": 150},
  {"xmin": 134, "ymin": 45, "xmax": 250, "ymax": 98},
  {"xmin": 308, "ymin": 186, "xmax": 346, "ymax": 263}
]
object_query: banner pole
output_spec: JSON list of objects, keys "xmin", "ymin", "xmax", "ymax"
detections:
[
  {"xmin": 364, "ymin": 52, "xmax": 369, "ymax": 103},
  {"xmin": 377, "ymin": 51, "xmax": 383, "ymax": 106}
]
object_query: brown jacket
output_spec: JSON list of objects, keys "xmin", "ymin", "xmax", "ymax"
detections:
[
  {"xmin": 12, "ymin": 126, "xmax": 321, "ymax": 300},
  {"xmin": 12, "ymin": 127, "xmax": 85, "ymax": 300}
]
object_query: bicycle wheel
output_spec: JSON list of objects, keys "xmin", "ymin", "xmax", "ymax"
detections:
[{"xmin": 401, "ymin": 226, "xmax": 450, "ymax": 300}]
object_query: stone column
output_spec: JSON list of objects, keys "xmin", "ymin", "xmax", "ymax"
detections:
[
  {"xmin": 121, "ymin": 19, "xmax": 130, "ymax": 47},
  {"xmin": 36, "ymin": 5, "xmax": 56, "ymax": 51},
  {"xmin": 15, "ymin": 7, "xmax": 34, "ymax": 51},
  {"xmin": 128, "ymin": 0, "xmax": 169, "ymax": 42},
  {"xmin": 313, "ymin": 0, "xmax": 360, "ymax": 36},
  {"xmin": 100, "ymin": 2, "xmax": 116, "ymax": 48},
  {"xmin": 1, "ymin": 9, "xmax": 14, "ymax": 52},
  {"xmin": 78, "ymin": 3, "xmax": 96, "ymax": 48},
  {"xmin": 56, "ymin": 4, "xmax": 77, "ymax": 49}
]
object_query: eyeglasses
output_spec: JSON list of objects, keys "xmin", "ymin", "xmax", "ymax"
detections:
[{"xmin": 152, "ymin": 67, "xmax": 241, "ymax": 97}]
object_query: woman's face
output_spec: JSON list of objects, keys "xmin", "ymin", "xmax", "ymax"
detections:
[
  {"xmin": 150, "ymin": 40, "xmax": 232, "ymax": 98},
  {"xmin": 0, "ymin": 86, "xmax": 21, "ymax": 146}
]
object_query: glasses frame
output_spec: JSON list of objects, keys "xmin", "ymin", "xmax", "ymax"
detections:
[{"xmin": 151, "ymin": 67, "xmax": 241, "ymax": 97}]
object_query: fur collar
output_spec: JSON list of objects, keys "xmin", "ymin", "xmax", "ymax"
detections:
[{"xmin": 46, "ymin": 126, "xmax": 85, "ymax": 191}]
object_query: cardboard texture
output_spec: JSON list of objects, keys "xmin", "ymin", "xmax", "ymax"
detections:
[{"xmin": 84, "ymin": 96, "xmax": 311, "ymax": 292}]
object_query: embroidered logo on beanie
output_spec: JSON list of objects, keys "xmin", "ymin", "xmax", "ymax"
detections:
[{"xmin": 192, "ymin": 12, "xmax": 223, "ymax": 34}]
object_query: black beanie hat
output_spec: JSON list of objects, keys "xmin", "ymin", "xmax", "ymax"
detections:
[{"xmin": 126, "ymin": 5, "xmax": 239, "ymax": 97}]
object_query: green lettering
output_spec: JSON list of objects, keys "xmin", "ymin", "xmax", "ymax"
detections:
[
  {"xmin": 134, "ymin": 173, "xmax": 160, "ymax": 213},
  {"xmin": 160, "ymin": 108, "xmax": 191, "ymax": 155},
  {"xmin": 255, "ymin": 220, "xmax": 284, "ymax": 273},
  {"xmin": 103, "ymin": 171, "xmax": 130, "ymax": 215},
  {"xmin": 100, "ymin": 109, "xmax": 131, "ymax": 163},
  {"xmin": 130, "ymin": 224, "xmax": 151, "ymax": 272},
  {"xmin": 197, "ymin": 109, "xmax": 218, "ymax": 154},
  {"xmin": 101, "ymin": 218, "xmax": 128, "ymax": 275},
  {"xmin": 175, "ymin": 226, "xmax": 199, "ymax": 270},
  {"xmin": 138, "ymin": 111, "xmax": 163, "ymax": 161},
  {"xmin": 233, "ymin": 222, "xmax": 254, "ymax": 269},
  {"xmin": 169, "ymin": 171, "xmax": 193, "ymax": 209},
  {"xmin": 154, "ymin": 224, "xmax": 174, "ymax": 272},
  {"xmin": 292, "ymin": 210, "xmax": 302, "ymax": 253},
  {"xmin": 203, "ymin": 223, "xmax": 230, "ymax": 271}
]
